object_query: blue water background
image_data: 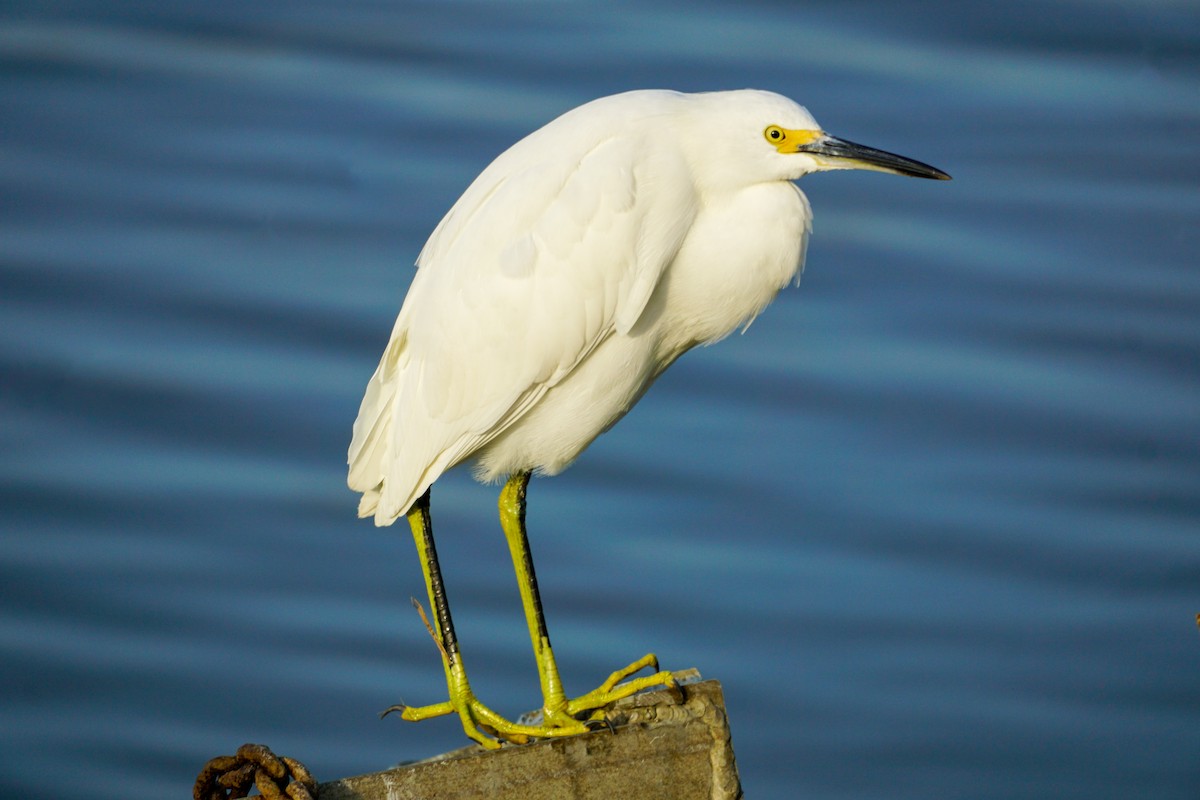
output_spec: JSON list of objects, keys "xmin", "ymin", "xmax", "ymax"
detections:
[{"xmin": 2, "ymin": 2, "xmax": 1198, "ymax": 798}]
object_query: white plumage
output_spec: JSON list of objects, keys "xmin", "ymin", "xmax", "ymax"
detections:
[{"xmin": 349, "ymin": 89, "xmax": 947, "ymax": 524}]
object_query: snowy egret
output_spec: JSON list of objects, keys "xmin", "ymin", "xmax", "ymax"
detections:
[{"xmin": 349, "ymin": 89, "xmax": 949, "ymax": 747}]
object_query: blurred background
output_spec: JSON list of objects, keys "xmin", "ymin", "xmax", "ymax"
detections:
[{"xmin": 2, "ymin": 2, "xmax": 1198, "ymax": 798}]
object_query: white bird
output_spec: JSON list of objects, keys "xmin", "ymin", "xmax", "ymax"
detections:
[{"xmin": 349, "ymin": 88, "xmax": 949, "ymax": 748}]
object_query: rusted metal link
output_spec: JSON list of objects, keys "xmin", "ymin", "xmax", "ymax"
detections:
[{"xmin": 193, "ymin": 743, "xmax": 318, "ymax": 800}]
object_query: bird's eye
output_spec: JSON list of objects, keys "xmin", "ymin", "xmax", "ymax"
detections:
[{"xmin": 764, "ymin": 126, "xmax": 786, "ymax": 143}]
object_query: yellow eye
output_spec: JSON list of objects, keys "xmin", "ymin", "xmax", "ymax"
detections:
[{"xmin": 764, "ymin": 126, "xmax": 786, "ymax": 143}]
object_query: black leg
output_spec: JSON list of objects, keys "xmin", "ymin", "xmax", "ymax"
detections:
[{"xmin": 410, "ymin": 488, "xmax": 460, "ymax": 666}]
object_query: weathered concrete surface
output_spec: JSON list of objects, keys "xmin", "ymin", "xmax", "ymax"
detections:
[{"xmin": 318, "ymin": 676, "xmax": 741, "ymax": 800}]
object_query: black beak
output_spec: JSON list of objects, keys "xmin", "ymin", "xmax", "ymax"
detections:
[{"xmin": 798, "ymin": 134, "xmax": 951, "ymax": 180}]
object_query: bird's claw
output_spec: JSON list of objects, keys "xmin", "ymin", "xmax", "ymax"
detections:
[
  {"xmin": 378, "ymin": 702, "xmax": 407, "ymax": 719},
  {"xmin": 386, "ymin": 654, "xmax": 676, "ymax": 747}
]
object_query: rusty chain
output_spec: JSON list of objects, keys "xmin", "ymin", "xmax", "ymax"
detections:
[{"xmin": 193, "ymin": 743, "xmax": 318, "ymax": 800}]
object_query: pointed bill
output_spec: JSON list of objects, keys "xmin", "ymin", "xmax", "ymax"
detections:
[{"xmin": 798, "ymin": 134, "xmax": 951, "ymax": 180}]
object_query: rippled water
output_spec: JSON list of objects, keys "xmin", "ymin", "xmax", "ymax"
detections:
[{"xmin": 2, "ymin": 2, "xmax": 1198, "ymax": 798}]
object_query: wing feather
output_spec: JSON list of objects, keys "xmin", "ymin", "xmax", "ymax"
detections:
[{"xmin": 349, "ymin": 93, "xmax": 698, "ymax": 523}]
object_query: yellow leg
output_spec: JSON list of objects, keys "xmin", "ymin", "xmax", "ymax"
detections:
[
  {"xmin": 385, "ymin": 480, "xmax": 678, "ymax": 747},
  {"xmin": 499, "ymin": 472, "xmax": 679, "ymax": 731},
  {"xmin": 383, "ymin": 490, "xmax": 550, "ymax": 748}
]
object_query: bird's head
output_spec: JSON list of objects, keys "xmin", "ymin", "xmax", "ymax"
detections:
[{"xmin": 684, "ymin": 89, "xmax": 950, "ymax": 188}]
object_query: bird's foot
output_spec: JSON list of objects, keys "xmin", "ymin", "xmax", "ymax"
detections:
[
  {"xmin": 558, "ymin": 652, "xmax": 680, "ymax": 721},
  {"xmin": 524, "ymin": 650, "xmax": 680, "ymax": 735},
  {"xmin": 383, "ymin": 696, "xmax": 537, "ymax": 749},
  {"xmin": 383, "ymin": 653, "xmax": 678, "ymax": 748},
  {"xmin": 381, "ymin": 664, "xmax": 549, "ymax": 749}
]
